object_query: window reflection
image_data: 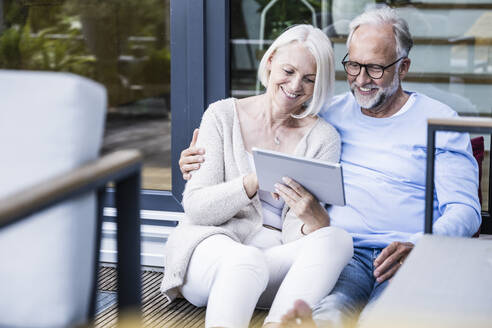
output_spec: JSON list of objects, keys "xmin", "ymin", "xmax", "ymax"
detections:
[
  {"xmin": 0, "ymin": 0, "xmax": 171, "ymax": 190},
  {"xmin": 230, "ymin": 0, "xmax": 492, "ymax": 209}
]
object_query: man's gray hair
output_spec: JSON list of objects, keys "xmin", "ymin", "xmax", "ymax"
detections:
[{"xmin": 347, "ymin": 7, "xmax": 413, "ymax": 58}]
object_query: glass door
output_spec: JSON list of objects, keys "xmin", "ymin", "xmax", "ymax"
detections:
[{"xmin": 0, "ymin": 0, "xmax": 172, "ymax": 191}]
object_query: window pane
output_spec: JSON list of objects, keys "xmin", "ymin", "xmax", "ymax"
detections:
[
  {"xmin": 230, "ymin": 0, "xmax": 492, "ymax": 210},
  {"xmin": 0, "ymin": 0, "xmax": 171, "ymax": 190}
]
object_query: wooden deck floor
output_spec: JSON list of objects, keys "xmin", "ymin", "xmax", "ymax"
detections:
[{"xmin": 95, "ymin": 266, "xmax": 267, "ymax": 327}]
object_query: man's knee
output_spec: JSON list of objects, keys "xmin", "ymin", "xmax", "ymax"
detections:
[
  {"xmin": 310, "ymin": 253, "xmax": 373, "ymax": 328},
  {"xmin": 311, "ymin": 291, "xmax": 361, "ymax": 328}
]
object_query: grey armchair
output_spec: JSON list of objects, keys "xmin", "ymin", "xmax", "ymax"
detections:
[{"xmin": 0, "ymin": 70, "xmax": 141, "ymax": 327}]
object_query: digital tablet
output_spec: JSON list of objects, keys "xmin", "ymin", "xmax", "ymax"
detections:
[{"xmin": 252, "ymin": 147, "xmax": 346, "ymax": 206}]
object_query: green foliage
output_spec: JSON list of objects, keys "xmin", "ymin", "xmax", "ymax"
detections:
[
  {"xmin": 4, "ymin": 0, "xmax": 26, "ymax": 27},
  {"xmin": 0, "ymin": 0, "xmax": 171, "ymax": 106},
  {"xmin": 0, "ymin": 3, "xmax": 95, "ymax": 76},
  {"xmin": 142, "ymin": 47, "xmax": 171, "ymax": 85},
  {"xmin": 0, "ymin": 25, "xmax": 22, "ymax": 68},
  {"xmin": 254, "ymin": 0, "xmax": 322, "ymax": 39}
]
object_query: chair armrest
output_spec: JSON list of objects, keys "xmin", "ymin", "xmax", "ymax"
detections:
[
  {"xmin": 0, "ymin": 149, "xmax": 143, "ymax": 321},
  {"xmin": 425, "ymin": 117, "xmax": 492, "ymax": 234},
  {"xmin": 0, "ymin": 149, "xmax": 142, "ymax": 228},
  {"xmin": 428, "ymin": 117, "xmax": 492, "ymax": 129}
]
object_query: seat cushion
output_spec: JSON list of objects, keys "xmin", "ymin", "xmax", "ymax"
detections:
[{"xmin": 0, "ymin": 70, "xmax": 106, "ymax": 327}]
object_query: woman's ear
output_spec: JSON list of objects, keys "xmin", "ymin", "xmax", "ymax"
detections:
[{"xmin": 266, "ymin": 51, "xmax": 276, "ymax": 71}]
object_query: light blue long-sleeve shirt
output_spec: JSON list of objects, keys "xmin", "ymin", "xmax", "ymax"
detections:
[{"xmin": 320, "ymin": 92, "xmax": 481, "ymax": 248}]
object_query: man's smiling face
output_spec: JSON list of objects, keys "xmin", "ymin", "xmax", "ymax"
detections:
[{"xmin": 347, "ymin": 23, "xmax": 402, "ymax": 112}]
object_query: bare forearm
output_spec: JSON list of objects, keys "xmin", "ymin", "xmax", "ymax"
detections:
[{"xmin": 243, "ymin": 173, "xmax": 258, "ymax": 199}]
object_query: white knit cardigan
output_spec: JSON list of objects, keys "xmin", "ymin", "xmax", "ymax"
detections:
[{"xmin": 160, "ymin": 98, "xmax": 341, "ymax": 301}]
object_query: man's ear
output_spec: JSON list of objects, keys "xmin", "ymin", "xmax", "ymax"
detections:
[{"xmin": 399, "ymin": 57, "xmax": 411, "ymax": 80}]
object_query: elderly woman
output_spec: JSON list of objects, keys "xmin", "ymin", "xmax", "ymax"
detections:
[{"xmin": 160, "ymin": 25, "xmax": 353, "ymax": 328}]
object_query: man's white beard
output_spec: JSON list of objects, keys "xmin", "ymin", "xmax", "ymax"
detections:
[{"xmin": 350, "ymin": 71, "xmax": 400, "ymax": 111}]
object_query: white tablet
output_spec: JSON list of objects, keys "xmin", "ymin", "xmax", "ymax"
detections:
[{"xmin": 252, "ymin": 148, "xmax": 346, "ymax": 206}]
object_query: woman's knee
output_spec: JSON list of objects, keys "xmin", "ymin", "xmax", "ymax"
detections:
[
  {"xmin": 306, "ymin": 227, "xmax": 354, "ymax": 261},
  {"xmin": 219, "ymin": 246, "xmax": 269, "ymax": 288}
]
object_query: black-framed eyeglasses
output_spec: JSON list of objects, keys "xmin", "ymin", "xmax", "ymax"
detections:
[{"xmin": 341, "ymin": 53, "xmax": 406, "ymax": 79}]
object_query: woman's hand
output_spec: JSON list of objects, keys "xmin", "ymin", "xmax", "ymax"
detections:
[
  {"xmin": 179, "ymin": 129, "xmax": 205, "ymax": 180},
  {"xmin": 243, "ymin": 173, "xmax": 259, "ymax": 199},
  {"xmin": 275, "ymin": 177, "xmax": 330, "ymax": 234}
]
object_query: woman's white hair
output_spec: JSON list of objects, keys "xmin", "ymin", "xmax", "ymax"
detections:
[
  {"xmin": 257, "ymin": 24, "xmax": 334, "ymax": 118},
  {"xmin": 347, "ymin": 7, "xmax": 413, "ymax": 58}
]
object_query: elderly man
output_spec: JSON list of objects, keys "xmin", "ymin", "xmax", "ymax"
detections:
[{"xmin": 178, "ymin": 7, "xmax": 481, "ymax": 328}]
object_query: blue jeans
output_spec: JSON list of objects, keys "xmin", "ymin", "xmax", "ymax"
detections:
[{"xmin": 311, "ymin": 247, "xmax": 389, "ymax": 328}]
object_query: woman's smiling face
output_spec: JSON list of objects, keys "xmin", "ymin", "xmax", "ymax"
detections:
[{"xmin": 266, "ymin": 42, "xmax": 317, "ymax": 113}]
